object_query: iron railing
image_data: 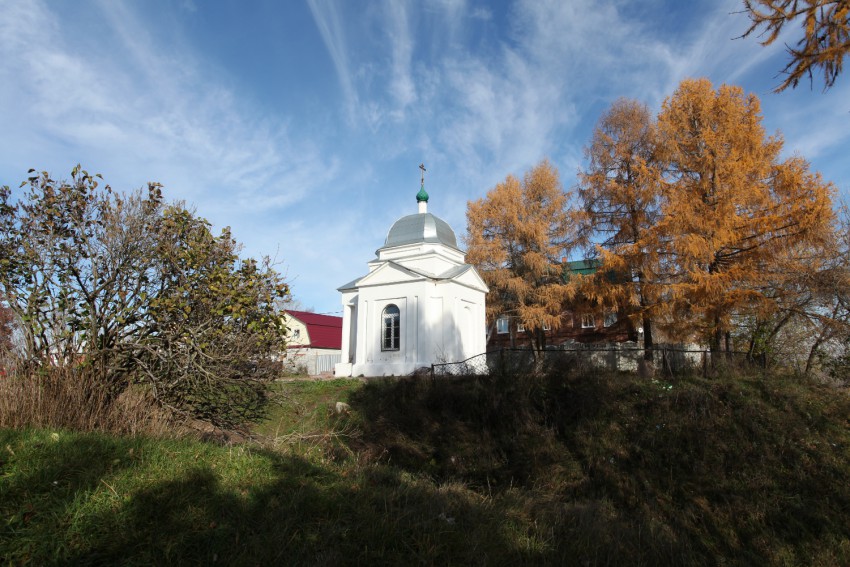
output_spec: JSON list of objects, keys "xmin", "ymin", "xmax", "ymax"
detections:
[{"xmin": 431, "ymin": 346, "xmax": 767, "ymax": 379}]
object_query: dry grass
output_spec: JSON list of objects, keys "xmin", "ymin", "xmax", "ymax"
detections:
[{"xmin": 0, "ymin": 366, "xmax": 178, "ymax": 437}]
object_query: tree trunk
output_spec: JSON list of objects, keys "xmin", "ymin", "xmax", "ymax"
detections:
[
  {"xmin": 642, "ymin": 316, "xmax": 654, "ymax": 362},
  {"xmin": 805, "ymin": 305, "xmax": 840, "ymax": 375},
  {"xmin": 805, "ymin": 334, "xmax": 825, "ymax": 376},
  {"xmin": 534, "ymin": 327, "xmax": 546, "ymax": 354},
  {"xmin": 711, "ymin": 323, "xmax": 723, "ymax": 355}
]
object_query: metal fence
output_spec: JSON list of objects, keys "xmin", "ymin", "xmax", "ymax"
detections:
[{"xmin": 432, "ymin": 345, "xmax": 767, "ymax": 379}]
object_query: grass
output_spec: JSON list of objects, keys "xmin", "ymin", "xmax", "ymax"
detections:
[
  {"xmin": 2, "ymin": 370, "xmax": 849, "ymax": 565},
  {"xmin": 256, "ymin": 379, "xmax": 363, "ymax": 438}
]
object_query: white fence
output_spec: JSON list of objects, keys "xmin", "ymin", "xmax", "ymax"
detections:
[
  {"xmin": 284, "ymin": 351, "xmax": 341, "ymax": 375},
  {"xmin": 313, "ymin": 354, "xmax": 341, "ymax": 375}
]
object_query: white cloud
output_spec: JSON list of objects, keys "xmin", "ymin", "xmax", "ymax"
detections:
[
  {"xmin": 470, "ymin": 6, "xmax": 492, "ymax": 21},
  {"xmin": 0, "ymin": 0, "xmax": 334, "ymax": 219}
]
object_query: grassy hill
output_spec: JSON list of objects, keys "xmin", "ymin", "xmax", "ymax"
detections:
[{"xmin": 2, "ymin": 369, "xmax": 849, "ymax": 565}]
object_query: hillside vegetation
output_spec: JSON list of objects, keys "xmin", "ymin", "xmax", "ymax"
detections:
[{"xmin": 2, "ymin": 369, "xmax": 849, "ymax": 565}]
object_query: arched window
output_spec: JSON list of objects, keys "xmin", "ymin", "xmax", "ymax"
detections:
[{"xmin": 382, "ymin": 304, "xmax": 401, "ymax": 351}]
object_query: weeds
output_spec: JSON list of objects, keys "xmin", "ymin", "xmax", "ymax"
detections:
[{"xmin": 0, "ymin": 366, "xmax": 178, "ymax": 437}]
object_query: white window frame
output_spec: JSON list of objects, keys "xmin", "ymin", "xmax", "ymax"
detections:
[
  {"xmin": 496, "ymin": 317, "xmax": 509, "ymax": 334},
  {"xmin": 603, "ymin": 311, "xmax": 617, "ymax": 328},
  {"xmin": 517, "ymin": 323, "xmax": 526, "ymax": 333},
  {"xmin": 581, "ymin": 313, "xmax": 595, "ymax": 329},
  {"xmin": 382, "ymin": 304, "xmax": 401, "ymax": 351}
]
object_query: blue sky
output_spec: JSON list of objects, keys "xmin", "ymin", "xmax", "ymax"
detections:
[{"xmin": 1, "ymin": 0, "xmax": 848, "ymax": 315}]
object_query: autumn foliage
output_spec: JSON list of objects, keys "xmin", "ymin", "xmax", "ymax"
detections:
[
  {"xmin": 469, "ymin": 78, "xmax": 840, "ymax": 364},
  {"xmin": 742, "ymin": 0, "xmax": 850, "ymax": 91},
  {"xmin": 466, "ymin": 160, "xmax": 576, "ymax": 350},
  {"xmin": 657, "ymin": 78, "xmax": 835, "ymax": 351},
  {"xmin": 578, "ymin": 98, "xmax": 665, "ymax": 359}
]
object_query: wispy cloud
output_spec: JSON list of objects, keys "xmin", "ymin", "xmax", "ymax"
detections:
[
  {"xmin": 384, "ymin": 1, "xmax": 417, "ymax": 116},
  {"xmin": 3, "ymin": 0, "xmax": 845, "ymax": 312},
  {"xmin": 770, "ymin": 81, "xmax": 850, "ymax": 160},
  {"xmin": 307, "ymin": 0, "xmax": 359, "ymax": 123},
  {"xmin": 0, "ymin": 0, "xmax": 334, "ymax": 216}
]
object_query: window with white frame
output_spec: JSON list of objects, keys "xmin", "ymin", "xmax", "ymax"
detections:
[
  {"xmin": 382, "ymin": 304, "xmax": 401, "ymax": 351},
  {"xmin": 517, "ymin": 323, "xmax": 526, "ymax": 332},
  {"xmin": 603, "ymin": 311, "xmax": 617, "ymax": 327},
  {"xmin": 581, "ymin": 313, "xmax": 595, "ymax": 329},
  {"xmin": 542, "ymin": 321, "xmax": 551, "ymax": 331},
  {"xmin": 496, "ymin": 316, "xmax": 509, "ymax": 334}
]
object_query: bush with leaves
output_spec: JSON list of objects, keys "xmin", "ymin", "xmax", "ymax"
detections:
[{"xmin": 0, "ymin": 167, "xmax": 288, "ymax": 429}]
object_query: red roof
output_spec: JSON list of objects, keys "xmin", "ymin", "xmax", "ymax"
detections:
[{"xmin": 285, "ymin": 310, "xmax": 342, "ymax": 350}]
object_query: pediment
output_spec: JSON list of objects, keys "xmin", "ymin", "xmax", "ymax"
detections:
[
  {"xmin": 445, "ymin": 265, "xmax": 490, "ymax": 292},
  {"xmin": 342, "ymin": 260, "xmax": 489, "ymax": 293},
  {"xmin": 355, "ymin": 261, "xmax": 427, "ymax": 287}
]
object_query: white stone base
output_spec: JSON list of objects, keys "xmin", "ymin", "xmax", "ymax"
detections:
[
  {"xmin": 350, "ymin": 361, "xmax": 431, "ymax": 377},
  {"xmin": 334, "ymin": 362, "xmax": 353, "ymax": 377}
]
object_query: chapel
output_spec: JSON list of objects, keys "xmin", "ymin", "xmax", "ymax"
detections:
[{"xmin": 334, "ymin": 170, "xmax": 488, "ymax": 377}]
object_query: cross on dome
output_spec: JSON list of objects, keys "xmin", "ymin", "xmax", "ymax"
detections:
[{"xmin": 417, "ymin": 163, "xmax": 429, "ymax": 212}]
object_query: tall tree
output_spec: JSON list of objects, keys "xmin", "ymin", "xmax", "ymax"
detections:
[
  {"xmin": 578, "ymin": 98, "xmax": 665, "ymax": 361},
  {"xmin": 742, "ymin": 0, "xmax": 850, "ymax": 91},
  {"xmin": 466, "ymin": 160, "xmax": 577, "ymax": 351},
  {"xmin": 656, "ymin": 78, "xmax": 835, "ymax": 352},
  {"xmin": 0, "ymin": 168, "xmax": 159, "ymax": 370}
]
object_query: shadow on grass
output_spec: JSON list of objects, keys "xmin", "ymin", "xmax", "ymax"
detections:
[
  {"xmin": 3, "ymin": 369, "xmax": 850, "ymax": 566},
  {"xmin": 0, "ymin": 429, "xmax": 554, "ymax": 566},
  {"xmin": 341, "ymin": 370, "xmax": 850, "ymax": 566}
]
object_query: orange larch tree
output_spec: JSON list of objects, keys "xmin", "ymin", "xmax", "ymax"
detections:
[
  {"xmin": 742, "ymin": 0, "xmax": 850, "ymax": 91},
  {"xmin": 578, "ymin": 98, "xmax": 666, "ymax": 361},
  {"xmin": 466, "ymin": 160, "xmax": 577, "ymax": 351},
  {"xmin": 656, "ymin": 78, "xmax": 835, "ymax": 353}
]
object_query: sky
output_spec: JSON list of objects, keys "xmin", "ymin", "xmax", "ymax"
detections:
[{"xmin": 1, "ymin": 0, "xmax": 848, "ymax": 315}]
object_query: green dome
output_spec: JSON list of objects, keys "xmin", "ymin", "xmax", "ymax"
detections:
[{"xmin": 416, "ymin": 185, "xmax": 429, "ymax": 203}]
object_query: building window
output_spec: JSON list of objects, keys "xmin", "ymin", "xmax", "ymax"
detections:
[
  {"xmin": 542, "ymin": 321, "xmax": 551, "ymax": 331},
  {"xmin": 517, "ymin": 323, "xmax": 526, "ymax": 333},
  {"xmin": 382, "ymin": 304, "xmax": 400, "ymax": 351},
  {"xmin": 603, "ymin": 311, "xmax": 617, "ymax": 328},
  {"xmin": 581, "ymin": 313, "xmax": 595, "ymax": 329},
  {"xmin": 496, "ymin": 316, "xmax": 509, "ymax": 334},
  {"xmin": 292, "ymin": 329, "xmax": 301, "ymax": 340}
]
